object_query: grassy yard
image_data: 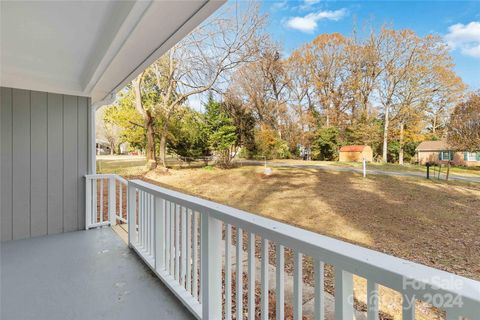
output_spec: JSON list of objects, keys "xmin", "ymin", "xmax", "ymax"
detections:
[
  {"xmin": 136, "ymin": 166, "xmax": 480, "ymax": 280},
  {"xmin": 100, "ymin": 157, "xmax": 479, "ymax": 319}
]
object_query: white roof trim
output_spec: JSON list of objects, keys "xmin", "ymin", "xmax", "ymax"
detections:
[
  {"xmin": 92, "ymin": 0, "xmax": 224, "ymax": 107},
  {"xmin": 83, "ymin": 1, "xmax": 152, "ymax": 95},
  {"xmin": 0, "ymin": 0, "xmax": 225, "ymax": 105}
]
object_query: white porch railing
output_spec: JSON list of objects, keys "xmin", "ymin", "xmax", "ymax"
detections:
[
  {"xmin": 85, "ymin": 174, "xmax": 128, "ymax": 229},
  {"xmin": 87, "ymin": 175, "xmax": 480, "ymax": 320}
]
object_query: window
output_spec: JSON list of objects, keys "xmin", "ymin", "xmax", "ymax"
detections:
[
  {"xmin": 439, "ymin": 151, "xmax": 453, "ymax": 161},
  {"xmin": 466, "ymin": 152, "xmax": 477, "ymax": 161}
]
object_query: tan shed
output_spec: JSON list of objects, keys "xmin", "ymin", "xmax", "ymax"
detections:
[{"xmin": 339, "ymin": 145, "xmax": 373, "ymax": 162}]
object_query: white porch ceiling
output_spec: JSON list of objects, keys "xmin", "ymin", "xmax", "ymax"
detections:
[{"xmin": 0, "ymin": 0, "xmax": 225, "ymax": 105}]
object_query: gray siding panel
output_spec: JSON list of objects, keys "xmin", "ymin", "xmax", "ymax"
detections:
[
  {"xmin": 63, "ymin": 95, "xmax": 78, "ymax": 232},
  {"xmin": 30, "ymin": 91, "xmax": 48, "ymax": 237},
  {"xmin": 47, "ymin": 93, "xmax": 63, "ymax": 235},
  {"xmin": 77, "ymin": 97, "xmax": 88, "ymax": 230},
  {"xmin": 12, "ymin": 89, "xmax": 31, "ymax": 240},
  {"xmin": 1, "ymin": 87, "xmax": 90, "ymax": 241},
  {"xmin": 1, "ymin": 87, "xmax": 13, "ymax": 241}
]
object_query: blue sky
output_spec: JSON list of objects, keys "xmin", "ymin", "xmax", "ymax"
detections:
[{"xmin": 260, "ymin": 0, "xmax": 480, "ymax": 90}]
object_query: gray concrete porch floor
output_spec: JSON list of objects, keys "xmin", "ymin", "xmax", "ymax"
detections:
[{"xmin": 1, "ymin": 228, "xmax": 194, "ymax": 320}]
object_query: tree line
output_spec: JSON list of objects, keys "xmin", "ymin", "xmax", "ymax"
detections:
[{"xmin": 103, "ymin": 2, "xmax": 479, "ymax": 168}]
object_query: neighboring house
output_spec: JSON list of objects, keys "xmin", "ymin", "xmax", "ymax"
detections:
[
  {"xmin": 339, "ymin": 145, "xmax": 373, "ymax": 162},
  {"xmin": 96, "ymin": 139, "xmax": 111, "ymax": 155},
  {"xmin": 415, "ymin": 140, "xmax": 480, "ymax": 166}
]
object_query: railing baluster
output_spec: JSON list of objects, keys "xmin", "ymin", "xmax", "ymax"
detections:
[
  {"xmin": 142, "ymin": 191, "xmax": 146, "ymax": 248},
  {"xmin": 201, "ymin": 211, "xmax": 222, "ymax": 319},
  {"xmin": 170, "ymin": 202, "xmax": 175, "ymax": 275},
  {"xmin": 119, "ymin": 181, "xmax": 122, "ymax": 220},
  {"xmin": 108, "ymin": 177, "xmax": 116, "ymax": 226},
  {"xmin": 145, "ymin": 193, "xmax": 149, "ymax": 252},
  {"xmin": 175, "ymin": 204, "xmax": 180, "ymax": 281},
  {"xmin": 261, "ymin": 238, "xmax": 269, "ymax": 320},
  {"xmin": 100, "ymin": 178, "xmax": 104, "ymax": 223},
  {"xmin": 334, "ymin": 269, "xmax": 354, "ymax": 320},
  {"xmin": 165, "ymin": 201, "xmax": 171, "ymax": 272},
  {"xmin": 294, "ymin": 251, "xmax": 303, "ymax": 320},
  {"xmin": 154, "ymin": 196, "xmax": 165, "ymax": 270},
  {"xmin": 138, "ymin": 191, "xmax": 142, "ymax": 247},
  {"xmin": 199, "ymin": 212, "xmax": 203, "ymax": 303},
  {"xmin": 225, "ymin": 223, "xmax": 232, "ymax": 320},
  {"xmin": 85, "ymin": 177, "xmax": 91, "ymax": 229},
  {"xmin": 402, "ymin": 294, "xmax": 415, "ymax": 320},
  {"xmin": 92, "ymin": 179, "xmax": 96, "ymax": 224},
  {"xmin": 192, "ymin": 210, "xmax": 199, "ymax": 300},
  {"xmin": 181, "ymin": 206, "xmax": 187, "ymax": 287},
  {"xmin": 137, "ymin": 191, "xmax": 142, "ymax": 245},
  {"xmin": 127, "ymin": 185, "xmax": 136, "ymax": 246},
  {"xmin": 236, "ymin": 227, "xmax": 243, "ymax": 320},
  {"xmin": 148, "ymin": 194, "xmax": 151, "ymax": 253},
  {"xmin": 248, "ymin": 232, "xmax": 256, "ymax": 320},
  {"xmin": 150, "ymin": 194, "xmax": 154, "ymax": 255},
  {"xmin": 146, "ymin": 193, "xmax": 149, "ymax": 253},
  {"xmin": 186, "ymin": 209, "xmax": 192, "ymax": 292},
  {"xmin": 276, "ymin": 244, "xmax": 284, "ymax": 320},
  {"xmin": 367, "ymin": 280, "xmax": 379, "ymax": 320},
  {"xmin": 314, "ymin": 259, "xmax": 325, "ymax": 320}
]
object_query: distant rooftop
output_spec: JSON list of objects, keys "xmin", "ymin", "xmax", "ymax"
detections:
[
  {"xmin": 416, "ymin": 140, "xmax": 451, "ymax": 151},
  {"xmin": 339, "ymin": 145, "xmax": 370, "ymax": 152}
]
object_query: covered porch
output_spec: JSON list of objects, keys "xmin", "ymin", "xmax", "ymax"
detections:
[
  {"xmin": 1, "ymin": 227, "xmax": 192, "ymax": 320},
  {"xmin": 1, "ymin": 1, "xmax": 479, "ymax": 320}
]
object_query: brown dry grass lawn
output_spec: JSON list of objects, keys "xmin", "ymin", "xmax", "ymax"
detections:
[
  {"xmin": 125, "ymin": 165, "xmax": 479, "ymax": 319},
  {"xmin": 134, "ymin": 166, "xmax": 480, "ymax": 280}
]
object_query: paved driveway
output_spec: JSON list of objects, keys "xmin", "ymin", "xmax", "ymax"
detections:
[{"xmin": 239, "ymin": 160, "xmax": 480, "ymax": 183}]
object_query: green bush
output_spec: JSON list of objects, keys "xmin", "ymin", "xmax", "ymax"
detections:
[{"xmin": 311, "ymin": 127, "xmax": 340, "ymax": 161}]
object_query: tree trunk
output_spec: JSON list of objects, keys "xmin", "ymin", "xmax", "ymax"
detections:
[
  {"xmin": 110, "ymin": 144, "xmax": 114, "ymax": 155},
  {"xmin": 159, "ymin": 132, "xmax": 167, "ymax": 168},
  {"xmin": 145, "ymin": 115, "xmax": 157, "ymax": 169},
  {"xmin": 399, "ymin": 121, "xmax": 404, "ymax": 165},
  {"xmin": 382, "ymin": 105, "xmax": 389, "ymax": 162},
  {"xmin": 132, "ymin": 73, "xmax": 157, "ymax": 170}
]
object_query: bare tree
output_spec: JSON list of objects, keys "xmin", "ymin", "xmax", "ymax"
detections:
[
  {"xmin": 307, "ymin": 33, "xmax": 352, "ymax": 128},
  {"xmin": 132, "ymin": 1, "xmax": 266, "ymax": 168}
]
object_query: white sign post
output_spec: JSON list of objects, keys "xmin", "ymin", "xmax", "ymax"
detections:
[{"xmin": 362, "ymin": 157, "xmax": 366, "ymax": 178}]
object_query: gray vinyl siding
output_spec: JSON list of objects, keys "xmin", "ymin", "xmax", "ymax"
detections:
[{"xmin": 0, "ymin": 87, "xmax": 91, "ymax": 241}]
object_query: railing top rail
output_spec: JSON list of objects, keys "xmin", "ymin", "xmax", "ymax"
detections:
[
  {"xmin": 129, "ymin": 179, "xmax": 480, "ymax": 309},
  {"xmin": 114, "ymin": 175, "xmax": 128, "ymax": 184},
  {"xmin": 85, "ymin": 173, "xmax": 116, "ymax": 179},
  {"xmin": 85, "ymin": 174, "xmax": 128, "ymax": 184}
]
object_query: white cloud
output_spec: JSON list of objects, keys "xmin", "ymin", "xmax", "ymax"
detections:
[
  {"xmin": 445, "ymin": 21, "xmax": 480, "ymax": 58},
  {"xmin": 286, "ymin": 9, "xmax": 347, "ymax": 33},
  {"xmin": 304, "ymin": 0, "xmax": 321, "ymax": 4}
]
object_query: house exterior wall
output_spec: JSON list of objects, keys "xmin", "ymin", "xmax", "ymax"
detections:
[
  {"xmin": 416, "ymin": 151, "xmax": 480, "ymax": 167},
  {"xmin": 1, "ymin": 87, "xmax": 91, "ymax": 241}
]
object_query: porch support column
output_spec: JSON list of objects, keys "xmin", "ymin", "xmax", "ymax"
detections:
[{"xmin": 87, "ymin": 101, "xmax": 96, "ymax": 174}]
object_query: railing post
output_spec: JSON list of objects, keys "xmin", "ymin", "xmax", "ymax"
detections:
[
  {"xmin": 201, "ymin": 211, "xmax": 222, "ymax": 320},
  {"xmin": 108, "ymin": 176, "xmax": 116, "ymax": 226},
  {"xmin": 154, "ymin": 196, "xmax": 165, "ymax": 271},
  {"xmin": 85, "ymin": 176, "xmax": 91, "ymax": 230},
  {"xmin": 127, "ymin": 183, "xmax": 136, "ymax": 247},
  {"xmin": 335, "ymin": 269, "xmax": 354, "ymax": 320}
]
